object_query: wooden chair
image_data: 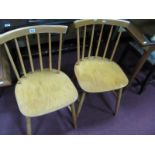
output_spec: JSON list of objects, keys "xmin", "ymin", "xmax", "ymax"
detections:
[
  {"xmin": 120, "ymin": 41, "xmax": 155, "ymax": 94},
  {"xmin": 74, "ymin": 19, "xmax": 129, "ymax": 117},
  {"xmin": 0, "ymin": 25, "xmax": 78, "ymax": 134}
]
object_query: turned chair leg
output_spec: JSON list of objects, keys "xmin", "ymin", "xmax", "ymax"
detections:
[
  {"xmin": 70, "ymin": 103, "xmax": 77, "ymax": 128},
  {"xmin": 114, "ymin": 88, "xmax": 123, "ymax": 115},
  {"xmin": 77, "ymin": 92, "xmax": 86, "ymax": 117},
  {"xmin": 26, "ymin": 116, "xmax": 32, "ymax": 135}
]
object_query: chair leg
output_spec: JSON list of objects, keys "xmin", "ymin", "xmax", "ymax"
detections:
[
  {"xmin": 114, "ymin": 88, "xmax": 123, "ymax": 116},
  {"xmin": 68, "ymin": 105, "xmax": 71, "ymax": 111},
  {"xmin": 70, "ymin": 103, "xmax": 77, "ymax": 128},
  {"xmin": 26, "ymin": 116, "xmax": 32, "ymax": 135},
  {"xmin": 77, "ymin": 92, "xmax": 86, "ymax": 117}
]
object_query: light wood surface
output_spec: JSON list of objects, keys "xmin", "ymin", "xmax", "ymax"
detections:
[
  {"xmin": 14, "ymin": 38, "xmax": 27, "ymax": 76},
  {"xmin": 0, "ymin": 25, "xmax": 79, "ymax": 133},
  {"xmin": 77, "ymin": 28, "xmax": 80, "ymax": 64},
  {"xmin": 0, "ymin": 25, "xmax": 67, "ymax": 44},
  {"xmin": 75, "ymin": 19, "xmax": 155, "ymax": 89},
  {"xmin": 114, "ymin": 88, "xmax": 123, "ymax": 115},
  {"xmin": 77, "ymin": 92, "xmax": 86, "ymax": 117},
  {"xmin": 2, "ymin": 25, "xmax": 68, "ymax": 79},
  {"xmin": 58, "ymin": 33, "xmax": 63, "ymax": 72},
  {"xmin": 37, "ymin": 33, "xmax": 43, "ymax": 71},
  {"xmin": 48, "ymin": 33, "xmax": 52, "ymax": 70},
  {"xmin": 88, "ymin": 24, "xmax": 95, "ymax": 57},
  {"xmin": 70, "ymin": 103, "xmax": 77, "ymax": 128},
  {"xmin": 82, "ymin": 26, "xmax": 87, "ymax": 60},
  {"xmin": 74, "ymin": 19, "xmax": 129, "ymax": 29},
  {"xmin": 74, "ymin": 19, "xmax": 103, "ymax": 28},
  {"xmin": 95, "ymin": 24, "xmax": 104, "ymax": 57},
  {"xmin": 26, "ymin": 116, "xmax": 32, "ymax": 135},
  {"xmin": 74, "ymin": 19, "xmax": 128, "ymax": 116},
  {"xmin": 110, "ymin": 31, "xmax": 122, "ymax": 60},
  {"xmin": 74, "ymin": 57, "xmax": 128, "ymax": 93},
  {"xmin": 15, "ymin": 69, "xmax": 78, "ymax": 117},
  {"xmin": 103, "ymin": 25, "xmax": 113, "ymax": 58},
  {"xmin": 25, "ymin": 35, "xmax": 34, "ymax": 72}
]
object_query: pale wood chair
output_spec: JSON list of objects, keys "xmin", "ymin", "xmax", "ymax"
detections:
[
  {"xmin": 0, "ymin": 25, "xmax": 78, "ymax": 134},
  {"xmin": 74, "ymin": 19, "xmax": 129, "ymax": 117}
]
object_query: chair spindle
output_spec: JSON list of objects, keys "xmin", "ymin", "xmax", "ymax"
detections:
[
  {"xmin": 48, "ymin": 33, "xmax": 52, "ymax": 70},
  {"xmin": 95, "ymin": 24, "xmax": 104, "ymax": 57},
  {"xmin": 4, "ymin": 43, "xmax": 20, "ymax": 81},
  {"xmin": 25, "ymin": 35, "xmax": 34, "ymax": 72},
  {"xmin": 82, "ymin": 26, "xmax": 87, "ymax": 60},
  {"xmin": 103, "ymin": 25, "xmax": 113, "ymax": 58},
  {"xmin": 14, "ymin": 38, "xmax": 26, "ymax": 77},
  {"xmin": 77, "ymin": 28, "xmax": 80, "ymax": 64},
  {"xmin": 88, "ymin": 24, "xmax": 95, "ymax": 57},
  {"xmin": 58, "ymin": 33, "xmax": 63, "ymax": 72},
  {"xmin": 37, "ymin": 33, "xmax": 43, "ymax": 71},
  {"xmin": 110, "ymin": 30, "xmax": 122, "ymax": 61}
]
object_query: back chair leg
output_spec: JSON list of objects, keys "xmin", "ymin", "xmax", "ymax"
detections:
[
  {"xmin": 68, "ymin": 105, "xmax": 71, "ymax": 112},
  {"xmin": 70, "ymin": 103, "xmax": 77, "ymax": 128},
  {"xmin": 77, "ymin": 92, "xmax": 86, "ymax": 117},
  {"xmin": 114, "ymin": 88, "xmax": 123, "ymax": 115},
  {"xmin": 26, "ymin": 116, "xmax": 32, "ymax": 135}
]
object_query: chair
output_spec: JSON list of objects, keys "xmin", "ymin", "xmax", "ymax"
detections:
[
  {"xmin": 120, "ymin": 40, "xmax": 155, "ymax": 94},
  {"xmin": 0, "ymin": 25, "xmax": 78, "ymax": 134},
  {"xmin": 74, "ymin": 19, "xmax": 129, "ymax": 117}
]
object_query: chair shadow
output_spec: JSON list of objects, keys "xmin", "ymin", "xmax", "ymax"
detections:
[
  {"xmin": 65, "ymin": 93, "xmax": 116, "ymax": 133},
  {"xmin": 88, "ymin": 93, "xmax": 114, "ymax": 114},
  {"xmin": 32, "ymin": 116, "xmax": 47, "ymax": 135}
]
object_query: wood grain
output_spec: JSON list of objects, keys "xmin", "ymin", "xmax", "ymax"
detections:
[
  {"xmin": 15, "ymin": 69, "xmax": 78, "ymax": 117},
  {"xmin": 74, "ymin": 57, "xmax": 128, "ymax": 93}
]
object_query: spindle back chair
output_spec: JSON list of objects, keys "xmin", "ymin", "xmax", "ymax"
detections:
[
  {"xmin": 0, "ymin": 25, "xmax": 67, "ymax": 78},
  {"xmin": 0, "ymin": 25, "xmax": 78, "ymax": 134},
  {"xmin": 74, "ymin": 19, "xmax": 129, "ymax": 117},
  {"xmin": 75, "ymin": 19, "xmax": 130, "ymax": 62}
]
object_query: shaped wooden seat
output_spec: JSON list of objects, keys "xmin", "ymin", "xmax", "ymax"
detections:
[
  {"xmin": 15, "ymin": 69, "xmax": 78, "ymax": 117},
  {"xmin": 74, "ymin": 19, "xmax": 129, "ymax": 117},
  {"xmin": 75, "ymin": 57, "xmax": 128, "ymax": 93},
  {"xmin": 0, "ymin": 25, "xmax": 78, "ymax": 134}
]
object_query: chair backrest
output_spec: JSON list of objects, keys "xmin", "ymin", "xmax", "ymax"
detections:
[
  {"xmin": 0, "ymin": 25, "xmax": 68, "ymax": 82},
  {"xmin": 74, "ymin": 19, "xmax": 130, "ymax": 64}
]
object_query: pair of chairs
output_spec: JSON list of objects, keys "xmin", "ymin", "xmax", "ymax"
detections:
[{"xmin": 0, "ymin": 19, "xmax": 128, "ymax": 134}]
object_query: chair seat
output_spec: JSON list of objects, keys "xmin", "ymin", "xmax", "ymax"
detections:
[
  {"xmin": 15, "ymin": 69, "xmax": 78, "ymax": 117},
  {"xmin": 74, "ymin": 57, "xmax": 128, "ymax": 93}
]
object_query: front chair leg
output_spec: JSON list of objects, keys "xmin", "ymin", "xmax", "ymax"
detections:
[
  {"xmin": 114, "ymin": 88, "xmax": 123, "ymax": 115},
  {"xmin": 70, "ymin": 103, "xmax": 77, "ymax": 128},
  {"xmin": 77, "ymin": 92, "xmax": 86, "ymax": 117},
  {"xmin": 26, "ymin": 116, "xmax": 32, "ymax": 135}
]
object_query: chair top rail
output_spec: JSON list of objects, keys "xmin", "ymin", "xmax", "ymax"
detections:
[
  {"xmin": 0, "ymin": 25, "xmax": 68, "ymax": 44},
  {"xmin": 74, "ymin": 19, "xmax": 130, "ymax": 28},
  {"xmin": 74, "ymin": 19, "xmax": 155, "ymax": 47}
]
